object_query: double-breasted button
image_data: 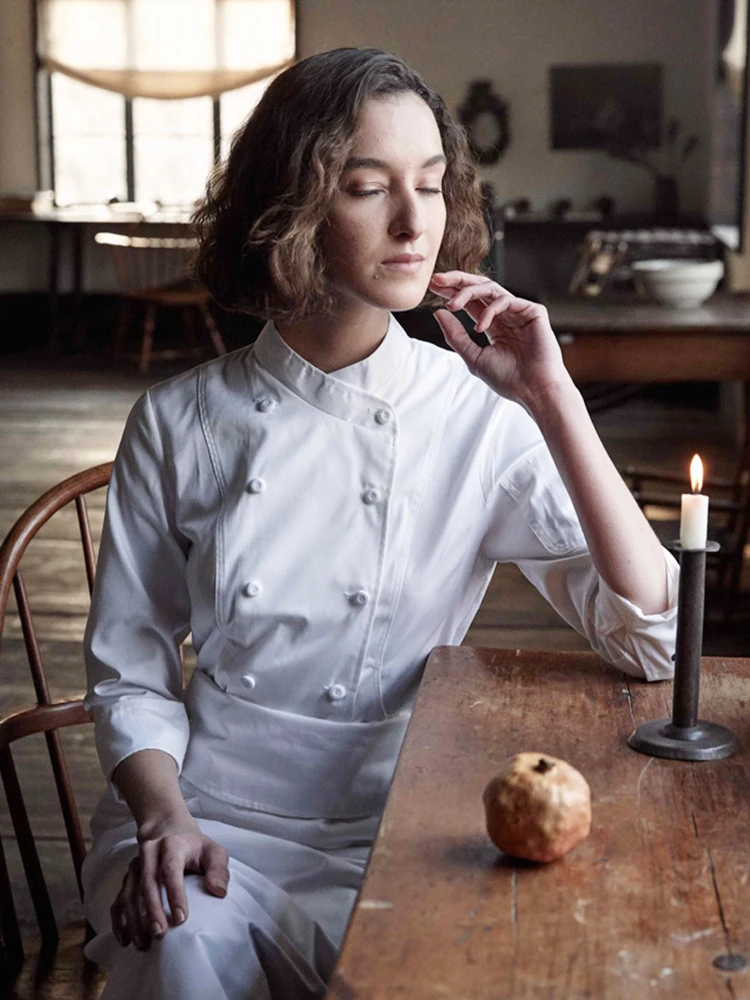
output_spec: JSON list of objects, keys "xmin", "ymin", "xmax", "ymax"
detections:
[
  {"xmin": 243, "ymin": 581, "xmax": 262, "ymax": 598},
  {"xmin": 247, "ymin": 478, "xmax": 266, "ymax": 494},
  {"xmin": 349, "ymin": 590, "xmax": 369, "ymax": 607},
  {"xmin": 256, "ymin": 397, "xmax": 277, "ymax": 413},
  {"xmin": 374, "ymin": 408, "xmax": 391, "ymax": 425},
  {"xmin": 327, "ymin": 683, "xmax": 347, "ymax": 701},
  {"xmin": 361, "ymin": 488, "xmax": 382, "ymax": 505},
  {"xmin": 241, "ymin": 673, "xmax": 257, "ymax": 689}
]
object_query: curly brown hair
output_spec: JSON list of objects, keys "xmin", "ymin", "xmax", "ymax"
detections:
[{"xmin": 193, "ymin": 48, "xmax": 489, "ymax": 321}]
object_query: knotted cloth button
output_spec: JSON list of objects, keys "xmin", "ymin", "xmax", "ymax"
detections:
[
  {"xmin": 256, "ymin": 398, "xmax": 277, "ymax": 413},
  {"xmin": 361, "ymin": 488, "xmax": 382, "ymax": 505},
  {"xmin": 241, "ymin": 674, "xmax": 257, "ymax": 689},
  {"xmin": 374, "ymin": 408, "xmax": 391, "ymax": 425},
  {"xmin": 243, "ymin": 581, "xmax": 261, "ymax": 598},
  {"xmin": 349, "ymin": 590, "xmax": 369, "ymax": 607},
  {"xmin": 328, "ymin": 683, "xmax": 347, "ymax": 701},
  {"xmin": 247, "ymin": 478, "xmax": 266, "ymax": 494}
]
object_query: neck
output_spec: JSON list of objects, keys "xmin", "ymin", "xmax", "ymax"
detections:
[{"xmin": 276, "ymin": 302, "xmax": 390, "ymax": 373}]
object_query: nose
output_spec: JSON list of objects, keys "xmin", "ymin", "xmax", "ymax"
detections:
[{"xmin": 388, "ymin": 189, "xmax": 425, "ymax": 241}]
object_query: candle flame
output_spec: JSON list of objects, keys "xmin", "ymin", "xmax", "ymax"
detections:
[{"xmin": 690, "ymin": 453, "xmax": 703, "ymax": 493}]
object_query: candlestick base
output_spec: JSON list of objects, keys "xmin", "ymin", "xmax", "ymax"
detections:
[{"xmin": 629, "ymin": 718, "xmax": 740, "ymax": 760}]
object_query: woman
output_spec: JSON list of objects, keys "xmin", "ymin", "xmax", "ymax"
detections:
[{"xmin": 82, "ymin": 47, "xmax": 678, "ymax": 1000}]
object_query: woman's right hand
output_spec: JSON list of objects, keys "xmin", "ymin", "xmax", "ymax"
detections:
[{"xmin": 111, "ymin": 815, "xmax": 230, "ymax": 950}]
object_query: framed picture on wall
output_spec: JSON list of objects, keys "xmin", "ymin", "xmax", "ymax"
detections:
[{"xmin": 549, "ymin": 63, "xmax": 663, "ymax": 151}]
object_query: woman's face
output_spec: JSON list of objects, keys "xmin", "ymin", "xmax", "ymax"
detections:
[{"xmin": 323, "ymin": 92, "xmax": 448, "ymax": 315}]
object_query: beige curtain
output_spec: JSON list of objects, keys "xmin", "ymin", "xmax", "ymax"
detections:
[{"xmin": 38, "ymin": 0, "xmax": 295, "ymax": 100}]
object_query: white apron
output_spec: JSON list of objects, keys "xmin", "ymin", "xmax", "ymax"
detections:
[{"xmin": 83, "ymin": 777, "xmax": 380, "ymax": 1000}]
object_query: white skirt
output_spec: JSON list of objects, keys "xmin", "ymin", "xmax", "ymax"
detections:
[{"xmin": 82, "ymin": 777, "xmax": 380, "ymax": 1000}]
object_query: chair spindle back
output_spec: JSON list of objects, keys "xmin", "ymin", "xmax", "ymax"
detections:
[{"xmin": 0, "ymin": 463, "xmax": 112, "ymax": 969}]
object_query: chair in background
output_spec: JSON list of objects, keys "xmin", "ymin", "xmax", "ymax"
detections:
[
  {"xmin": 621, "ymin": 450, "xmax": 750, "ymax": 619},
  {"xmin": 0, "ymin": 464, "xmax": 112, "ymax": 996},
  {"xmin": 95, "ymin": 232, "xmax": 227, "ymax": 375}
]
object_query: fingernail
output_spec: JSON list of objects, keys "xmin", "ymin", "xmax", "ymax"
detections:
[
  {"xmin": 150, "ymin": 921, "xmax": 164, "ymax": 939},
  {"xmin": 173, "ymin": 907, "xmax": 186, "ymax": 925},
  {"xmin": 215, "ymin": 880, "xmax": 228, "ymax": 895},
  {"xmin": 133, "ymin": 935, "xmax": 145, "ymax": 950}
]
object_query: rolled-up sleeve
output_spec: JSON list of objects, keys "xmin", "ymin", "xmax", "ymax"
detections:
[
  {"xmin": 482, "ymin": 443, "xmax": 678, "ymax": 682},
  {"xmin": 84, "ymin": 390, "xmax": 191, "ymax": 784}
]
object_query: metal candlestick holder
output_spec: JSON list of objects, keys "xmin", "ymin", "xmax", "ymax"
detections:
[{"xmin": 628, "ymin": 540, "xmax": 740, "ymax": 761}]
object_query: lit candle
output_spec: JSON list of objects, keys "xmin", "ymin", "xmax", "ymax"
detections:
[{"xmin": 680, "ymin": 454, "xmax": 709, "ymax": 549}]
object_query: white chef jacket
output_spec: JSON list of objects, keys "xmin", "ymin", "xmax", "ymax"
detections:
[{"xmin": 84, "ymin": 314, "xmax": 678, "ymax": 821}]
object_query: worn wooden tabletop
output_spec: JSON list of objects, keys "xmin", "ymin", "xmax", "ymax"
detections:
[{"xmin": 327, "ymin": 647, "xmax": 750, "ymax": 1000}]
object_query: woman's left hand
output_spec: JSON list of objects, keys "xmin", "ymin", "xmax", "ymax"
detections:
[{"xmin": 429, "ymin": 271, "xmax": 570, "ymax": 408}]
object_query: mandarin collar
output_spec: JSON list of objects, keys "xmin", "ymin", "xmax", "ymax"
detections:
[{"xmin": 251, "ymin": 314, "xmax": 411, "ymax": 421}]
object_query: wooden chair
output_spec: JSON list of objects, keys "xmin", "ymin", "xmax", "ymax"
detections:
[
  {"xmin": 0, "ymin": 464, "xmax": 112, "ymax": 997},
  {"xmin": 95, "ymin": 232, "xmax": 227, "ymax": 375},
  {"xmin": 621, "ymin": 456, "xmax": 750, "ymax": 619}
]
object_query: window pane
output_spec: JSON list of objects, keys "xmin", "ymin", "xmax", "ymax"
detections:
[
  {"xmin": 54, "ymin": 137, "xmax": 127, "ymax": 205},
  {"xmin": 51, "ymin": 73, "xmax": 126, "ymax": 203},
  {"xmin": 133, "ymin": 95, "xmax": 213, "ymax": 202},
  {"xmin": 134, "ymin": 95, "xmax": 213, "ymax": 135},
  {"xmin": 52, "ymin": 73, "xmax": 124, "ymax": 136},
  {"xmin": 134, "ymin": 136, "xmax": 213, "ymax": 204}
]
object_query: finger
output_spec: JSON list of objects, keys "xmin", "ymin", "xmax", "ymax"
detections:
[
  {"xmin": 202, "ymin": 842, "xmax": 230, "ymax": 898},
  {"xmin": 430, "ymin": 271, "xmax": 492, "ymax": 289},
  {"xmin": 120, "ymin": 859, "xmax": 147, "ymax": 950},
  {"xmin": 474, "ymin": 297, "xmax": 515, "ymax": 333},
  {"xmin": 433, "ymin": 310, "xmax": 483, "ymax": 372},
  {"xmin": 158, "ymin": 845, "xmax": 188, "ymax": 926},
  {"xmin": 429, "ymin": 278, "xmax": 493, "ymax": 305},
  {"xmin": 465, "ymin": 293, "xmax": 547, "ymax": 333},
  {"xmin": 110, "ymin": 887, "xmax": 131, "ymax": 948},
  {"xmin": 139, "ymin": 841, "xmax": 169, "ymax": 940},
  {"xmin": 445, "ymin": 283, "xmax": 504, "ymax": 315}
]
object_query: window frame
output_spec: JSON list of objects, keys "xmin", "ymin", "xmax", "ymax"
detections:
[{"xmin": 33, "ymin": 0, "xmax": 296, "ymax": 205}]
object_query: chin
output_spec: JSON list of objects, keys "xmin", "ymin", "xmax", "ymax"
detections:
[{"xmin": 373, "ymin": 281, "xmax": 431, "ymax": 313}]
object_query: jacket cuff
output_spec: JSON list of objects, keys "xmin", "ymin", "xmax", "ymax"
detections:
[
  {"xmin": 596, "ymin": 546, "xmax": 679, "ymax": 630},
  {"xmin": 594, "ymin": 547, "xmax": 679, "ymax": 681},
  {"xmin": 92, "ymin": 696, "xmax": 190, "ymax": 791}
]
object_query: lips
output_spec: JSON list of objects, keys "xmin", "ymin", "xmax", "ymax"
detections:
[
  {"xmin": 382, "ymin": 254, "xmax": 425, "ymax": 264},
  {"xmin": 380, "ymin": 254, "xmax": 425, "ymax": 274}
]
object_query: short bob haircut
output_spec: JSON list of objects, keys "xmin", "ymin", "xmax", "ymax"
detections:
[{"xmin": 193, "ymin": 47, "xmax": 489, "ymax": 322}]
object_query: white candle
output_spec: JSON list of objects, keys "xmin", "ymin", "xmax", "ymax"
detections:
[{"xmin": 680, "ymin": 454, "xmax": 709, "ymax": 549}]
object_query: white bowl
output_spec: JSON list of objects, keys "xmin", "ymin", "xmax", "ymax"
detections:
[{"xmin": 631, "ymin": 258, "xmax": 724, "ymax": 308}]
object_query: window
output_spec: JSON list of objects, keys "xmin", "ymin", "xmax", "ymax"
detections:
[{"xmin": 38, "ymin": 0, "xmax": 295, "ymax": 205}]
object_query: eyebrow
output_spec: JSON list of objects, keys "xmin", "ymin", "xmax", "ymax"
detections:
[{"xmin": 343, "ymin": 153, "xmax": 447, "ymax": 171}]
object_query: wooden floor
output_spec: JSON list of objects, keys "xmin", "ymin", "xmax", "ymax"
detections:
[{"xmin": 0, "ymin": 346, "xmax": 746, "ymax": 972}]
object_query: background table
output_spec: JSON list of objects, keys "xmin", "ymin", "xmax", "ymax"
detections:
[
  {"xmin": 0, "ymin": 206, "xmax": 192, "ymax": 352},
  {"xmin": 328, "ymin": 648, "xmax": 750, "ymax": 999},
  {"xmin": 547, "ymin": 293, "xmax": 750, "ymax": 382}
]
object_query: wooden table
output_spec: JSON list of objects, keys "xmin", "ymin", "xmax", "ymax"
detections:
[
  {"xmin": 546, "ymin": 293, "xmax": 750, "ymax": 383},
  {"xmin": 328, "ymin": 648, "xmax": 750, "ymax": 999},
  {"xmin": 0, "ymin": 205, "xmax": 192, "ymax": 352}
]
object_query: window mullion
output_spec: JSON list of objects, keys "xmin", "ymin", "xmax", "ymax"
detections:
[
  {"xmin": 213, "ymin": 99, "xmax": 221, "ymax": 165},
  {"xmin": 125, "ymin": 0, "xmax": 135, "ymax": 200},
  {"xmin": 125, "ymin": 98, "xmax": 135, "ymax": 201}
]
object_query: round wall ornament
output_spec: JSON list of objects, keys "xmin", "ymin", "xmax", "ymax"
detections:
[{"xmin": 458, "ymin": 80, "xmax": 510, "ymax": 165}]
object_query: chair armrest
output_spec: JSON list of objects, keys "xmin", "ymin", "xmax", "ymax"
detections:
[
  {"xmin": 635, "ymin": 494, "xmax": 742, "ymax": 514},
  {"xmin": 621, "ymin": 465, "xmax": 738, "ymax": 492},
  {"xmin": 0, "ymin": 699, "xmax": 91, "ymax": 750}
]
